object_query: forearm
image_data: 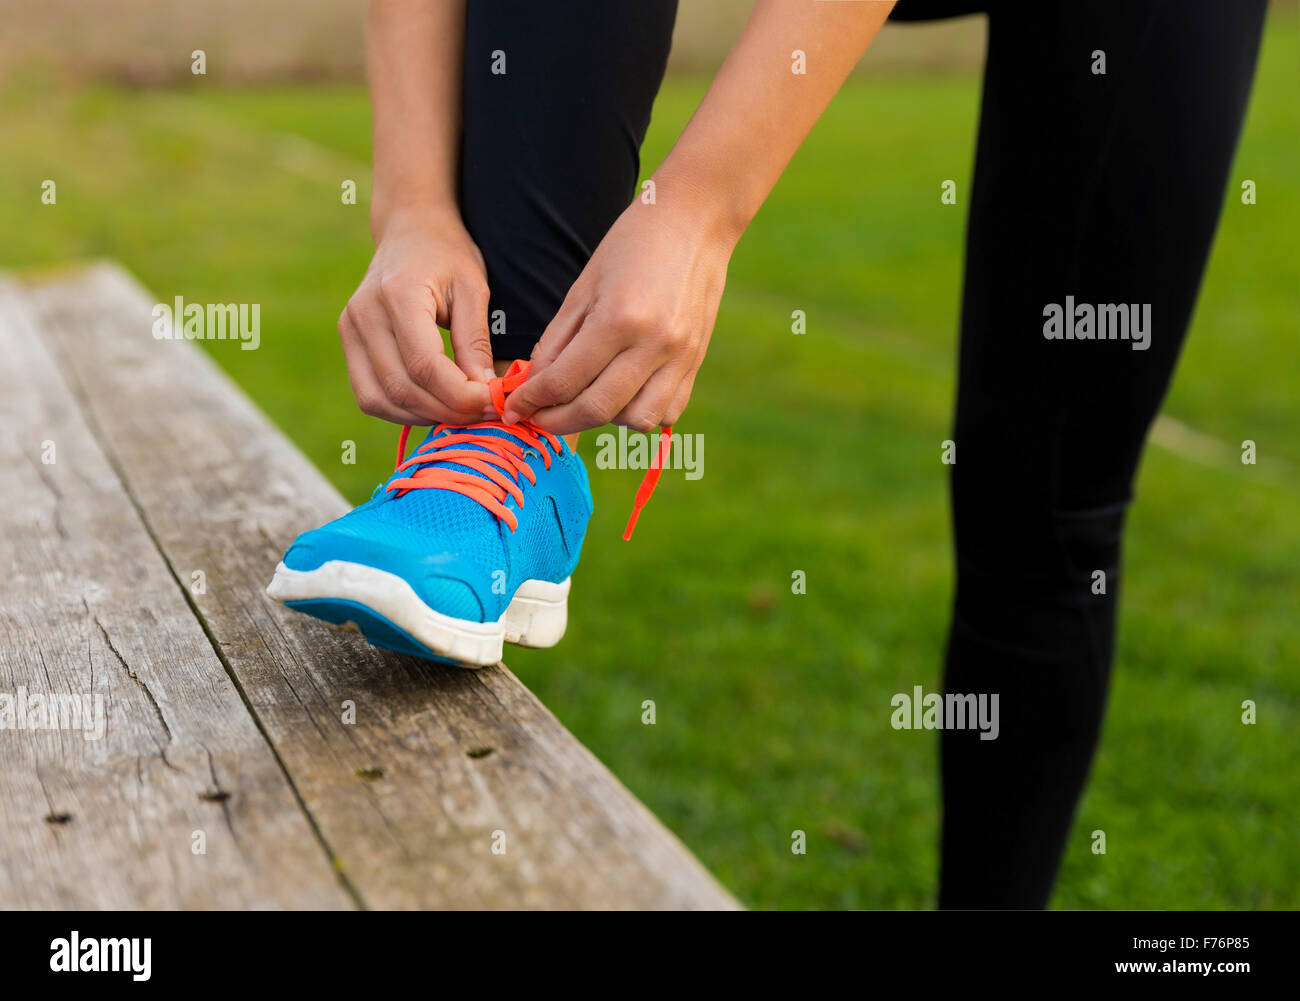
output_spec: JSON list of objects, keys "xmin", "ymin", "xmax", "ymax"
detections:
[
  {"xmin": 367, "ymin": 0, "xmax": 466, "ymax": 239},
  {"xmin": 654, "ymin": 0, "xmax": 895, "ymax": 243}
]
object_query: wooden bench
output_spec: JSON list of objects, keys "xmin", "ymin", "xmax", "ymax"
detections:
[{"xmin": 0, "ymin": 262, "xmax": 737, "ymax": 909}]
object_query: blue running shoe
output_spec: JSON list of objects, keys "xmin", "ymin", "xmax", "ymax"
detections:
[{"xmin": 267, "ymin": 361, "xmax": 594, "ymax": 667}]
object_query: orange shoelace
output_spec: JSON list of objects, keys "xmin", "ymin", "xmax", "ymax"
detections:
[{"xmin": 387, "ymin": 359, "xmax": 672, "ymax": 540}]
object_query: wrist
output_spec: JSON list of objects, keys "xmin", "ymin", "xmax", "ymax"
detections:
[
  {"xmin": 651, "ymin": 155, "xmax": 754, "ymax": 251},
  {"xmin": 370, "ymin": 196, "xmax": 463, "ymax": 244}
]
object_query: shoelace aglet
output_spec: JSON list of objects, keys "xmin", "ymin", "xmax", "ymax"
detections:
[{"xmin": 622, "ymin": 425, "xmax": 673, "ymax": 541}]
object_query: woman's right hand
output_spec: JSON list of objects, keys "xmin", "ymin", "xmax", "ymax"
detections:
[{"xmin": 338, "ymin": 206, "xmax": 494, "ymax": 426}]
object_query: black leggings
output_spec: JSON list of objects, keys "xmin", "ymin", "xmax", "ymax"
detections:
[{"xmin": 458, "ymin": 0, "xmax": 1267, "ymax": 907}]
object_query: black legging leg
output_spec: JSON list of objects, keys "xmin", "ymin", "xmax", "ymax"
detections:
[
  {"xmin": 460, "ymin": 0, "xmax": 678, "ymax": 360},
  {"xmin": 938, "ymin": 0, "xmax": 1267, "ymax": 908},
  {"xmin": 458, "ymin": 0, "xmax": 1268, "ymax": 908}
]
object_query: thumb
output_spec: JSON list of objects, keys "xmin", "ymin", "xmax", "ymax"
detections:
[
  {"xmin": 449, "ymin": 278, "xmax": 494, "ymax": 383},
  {"xmin": 502, "ymin": 293, "xmax": 589, "ymax": 421}
]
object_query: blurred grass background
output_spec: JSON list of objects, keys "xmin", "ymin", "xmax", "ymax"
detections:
[{"xmin": 1, "ymin": 2, "xmax": 1296, "ymax": 908}]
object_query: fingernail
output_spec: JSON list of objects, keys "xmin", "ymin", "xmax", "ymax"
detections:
[
  {"xmin": 483, "ymin": 367, "xmax": 495, "ymax": 382},
  {"xmin": 502, "ymin": 410, "xmax": 518, "ymax": 425}
]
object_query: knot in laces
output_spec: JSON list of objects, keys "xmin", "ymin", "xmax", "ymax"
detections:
[{"xmin": 387, "ymin": 359, "xmax": 672, "ymax": 539}]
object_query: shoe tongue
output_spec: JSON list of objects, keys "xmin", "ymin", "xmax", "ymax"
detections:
[
  {"xmin": 408, "ymin": 423, "xmax": 554, "ymax": 491},
  {"xmin": 424, "ymin": 424, "xmax": 520, "ymax": 447},
  {"xmin": 420, "ymin": 423, "xmax": 545, "ymax": 470}
]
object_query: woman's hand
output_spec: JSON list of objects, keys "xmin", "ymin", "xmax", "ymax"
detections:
[
  {"xmin": 501, "ymin": 0, "xmax": 894, "ymax": 435},
  {"xmin": 501, "ymin": 194, "xmax": 737, "ymax": 435},
  {"xmin": 339, "ymin": 206, "xmax": 494, "ymax": 426}
]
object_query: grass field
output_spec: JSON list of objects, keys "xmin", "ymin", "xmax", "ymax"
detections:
[{"xmin": 2, "ymin": 11, "xmax": 1296, "ymax": 908}]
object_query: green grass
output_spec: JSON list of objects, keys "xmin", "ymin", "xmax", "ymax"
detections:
[{"xmin": 3, "ymin": 13, "xmax": 1297, "ymax": 909}]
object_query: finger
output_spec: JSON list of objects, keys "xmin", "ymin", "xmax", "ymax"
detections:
[
  {"xmin": 377, "ymin": 281, "xmax": 491, "ymax": 416},
  {"xmin": 527, "ymin": 279, "xmax": 591, "ymax": 374},
  {"xmin": 612, "ymin": 362, "xmax": 686, "ymax": 432},
  {"xmin": 662, "ymin": 366, "xmax": 698, "ymax": 427},
  {"xmin": 338, "ymin": 309, "xmax": 427, "ymax": 425},
  {"xmin": 661, "ymin": 336, "xmax": 709, "ymax": 426},
  {"xmin": 528, "ymin": 353, "xmax": 654, "ymax": 436},
  {"xmin": 504, "ymin": 318, "xmax": 622, "ymax": 424},
  {"xmin": 351, "ymin": 299, "xmax": 481, "ymax": 424},
  {"xmin": 448, "ymin": 276, "xmax": 495, "ymax": 383}
]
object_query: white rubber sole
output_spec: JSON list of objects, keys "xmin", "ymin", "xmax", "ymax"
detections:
[{"xmin": 265, "ymin": 560, "xmax": 570, "ymax": 668}]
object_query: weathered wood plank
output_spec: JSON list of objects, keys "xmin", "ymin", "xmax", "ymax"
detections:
[
  {"xmin": 0, "ymin": 278, "xmax": 351, "ymax": 909},
  {"xmin": 26, "ymin": 262, "xmax": 737, "ymax": 909}
]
